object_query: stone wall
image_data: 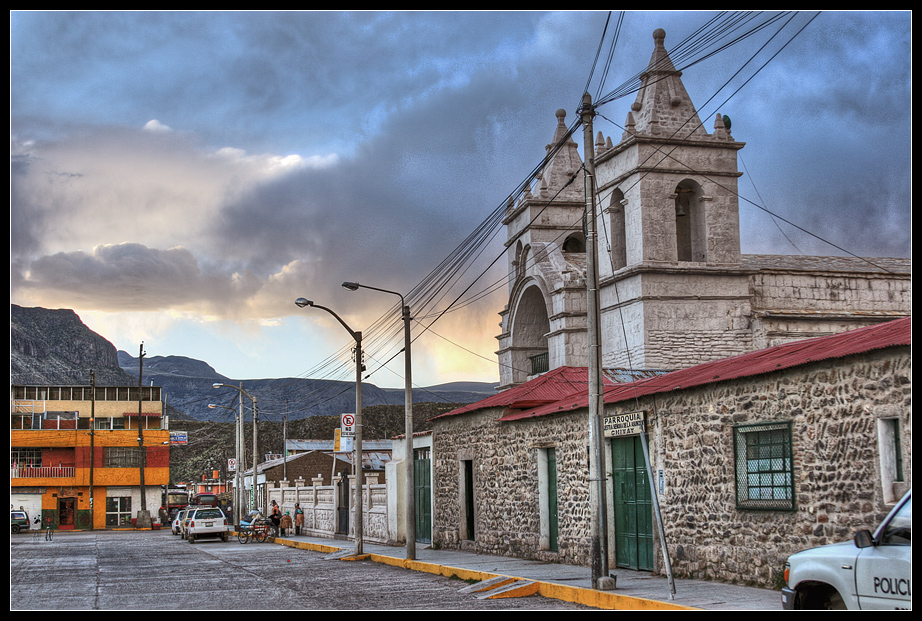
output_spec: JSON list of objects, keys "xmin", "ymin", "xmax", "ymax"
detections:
[
  {"xmin": 267, "ymin": 473, "xmax": 390, "ymax": 544},
  {"xmin": 748, "ymin": 265, "xmax": 912, "ymax": 316},
  {"xmin": 431, "ymin": 345, "xmax": 911, "ymax": 588},
  {"xmin": 641, "ymin": 346, "xmax": 911, "ymax": 587},
  {"xmin": 432, "ymin": 408, "xmax": 595, "ymax": 566}
]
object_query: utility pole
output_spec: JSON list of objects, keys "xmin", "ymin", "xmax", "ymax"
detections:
[
  {"xmin": 402, "ymin": 302, "xmax": 415, "ymax": 560},
  {"xmin": 293, "ymin": 297, "xmax": 363, "ymax": 555},
  {"xmin": 581, "ymin": 92, "xmax": 613, "ymax": 590},
  {"xmin": 89, "ymin": 370, "xmax": 95, "ymax": 531},
  {"xmin": 214, "ymin": 383, "xmax": 256, "ymax": 516},
  {"xmin": 137, "ymin": 343, "xmax": 152, "ymax": 528},
  {"xmin": 236, "ymin": 387, "xmax": 244, "ymax": 518},
  {"xmin": 250, "ymin": 384, "xmax": 258, "ymax": 512},
  {"xmin": 340, "ymin": 282, "xmax": 414, "ymax": 559},
  {"xmin": 283, "ymin": 406, "xmax": 288, "ymax": 481},
  {"xmin": 354, "ymin": 335, "xmax": 364, "ymax": 555}
]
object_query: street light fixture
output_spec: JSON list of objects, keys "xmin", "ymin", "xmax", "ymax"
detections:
[
  {"xmin": 341, "ymin": 281, "xmax": 416, "ymax": 560},
  {"xmin": 213, "ymin": 383, "xmax": 257, "ymax": 519},
  {"xmin": 294, "ymin": 297, "xmax": 365, "ymax": 555},
  {"xmin": 209, "ymin": 403, "xmax": 243, "ymax": 528}
]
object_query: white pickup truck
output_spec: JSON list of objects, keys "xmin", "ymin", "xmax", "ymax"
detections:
[{"xmin": 781, "ymin": 490, "xmax": 911, "ymax": 610}]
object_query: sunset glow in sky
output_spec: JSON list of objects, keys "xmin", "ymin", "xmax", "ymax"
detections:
[{"xmin": 11, "ymin": 11, "xmax": 911, "ymax": 389}]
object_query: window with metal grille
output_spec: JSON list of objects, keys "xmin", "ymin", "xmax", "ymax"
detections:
[
  {"xmin": 11, "ymin": 448, "xmax": 43, "ymax": 469},
  {"xmin": 104, "ymin": 447, "xmax": 143, "ymax": 468},
  {"xmin": 529, "ymin": 351, "xmax": 549, "ymax": 375},
  {"xmin": 733, "ymin": 421, "xmax": 794, "ymax": 511}
]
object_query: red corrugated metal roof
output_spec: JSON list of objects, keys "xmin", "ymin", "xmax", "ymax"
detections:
[
  {"xmin": 499, "ymin": 316, "xmax": 911, "ymax": 422},
  {"xmin": 433, "ymin": 367, "xmax": 670, "ymax": 420},
  {"xmin": 431, "ymin": 366, "xmax": 601, "ymax": 419}
]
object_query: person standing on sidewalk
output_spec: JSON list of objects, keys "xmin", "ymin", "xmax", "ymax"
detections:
[
  {"xmin": 269, "ymin": 500, "xmax": 281, "ymax": 536},
  {"xmin": 279, "ymin": 511, "xmax": 292, "ymax": 536},
  {"xmin": 294, "ymin": 503, "xmax": 304, "ymax": 536}
]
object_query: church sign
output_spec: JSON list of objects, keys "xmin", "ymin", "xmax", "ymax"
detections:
[{"xmin": 603, "ymin": 411, "xmax": 646, "ymax": 438}]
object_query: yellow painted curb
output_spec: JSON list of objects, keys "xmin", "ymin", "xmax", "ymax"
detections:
[
  {"xmin": 273, "ymin": 537, "xmax": 343, "ymax": 555},
  {"xmin": 531, "ymin": 580, "xmax": 697, "ymax": 610},
  {"xmin": 268, "ymin": 536, "xmax": 698, "ymax": 610}
]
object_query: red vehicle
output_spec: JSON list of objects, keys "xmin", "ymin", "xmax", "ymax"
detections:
[
  {"xmin": 165, "ymin": 488, "xmax": 190, "ymax": 517},
  {"xmin": 191, "ymin": 493, "xmax": 219, "ymax": 508}
]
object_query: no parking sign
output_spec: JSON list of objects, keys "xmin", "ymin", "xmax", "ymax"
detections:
[{"xmin": 341, "ymin": 413, "xmax": 355, "ymax": 437}]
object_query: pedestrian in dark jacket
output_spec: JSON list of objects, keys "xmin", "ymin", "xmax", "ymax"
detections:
[
  {"xmin": 269, "ymin": 500, "xmax": 281, "ymax": 535},
  {"xmin": 295, "ymin": 503, "xmax": 304, "ymax": 536}
]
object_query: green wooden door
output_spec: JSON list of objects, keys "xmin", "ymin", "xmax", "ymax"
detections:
[
  {"xmin": 414, "ymin": 447, "xmax": 432, "ymax": 543},
  {"xmin": 611, "ymin": 435, "xmax": 654, "ymax": 570}
]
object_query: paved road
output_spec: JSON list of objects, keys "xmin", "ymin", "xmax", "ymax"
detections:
[{"xmin": 10, "ymin": 529, "xmax": 592, "ymax": 610}]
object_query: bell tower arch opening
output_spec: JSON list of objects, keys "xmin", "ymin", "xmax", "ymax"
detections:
[
  {"xmin": 510, "ymin": 284, "xmax": 551, "ymax": 383},
  {"xmin": 674, "ymin": 179, "xmax": 707, "ymax": 263},
  {"xmin": 562, "ymin": 233, "xmax": 585, "ymax": 253},
  {"xmin": 607, "ymin": 188, "xmax": 627, "ymax": 270}
]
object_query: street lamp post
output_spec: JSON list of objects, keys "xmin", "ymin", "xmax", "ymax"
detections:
[
  {"xmin": 209, "ymin": 403, "xmax": 242, "ymax": 528},
  {"xmin": 342, "ymin": 281, "xmax": 415, "ymax": 560},
  {"xmin": 294, "ymin": 297, "xmax": 364, "ymax": 555},
  {"xmin": 213, "ymin": 383, "xmax": 257, "ymax": 517}
]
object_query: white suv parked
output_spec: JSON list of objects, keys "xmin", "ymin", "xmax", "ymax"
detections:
[
  {"xmin": 781, "ymin": 489, "xmax": 911, "ymax": 610},
  {"xmin": 185, "ymin": 506, "xmax": 229, "ymax": 543},
  {"xmin": 172, "ymin": 507, "xmax": 191, "ymax": 536}
]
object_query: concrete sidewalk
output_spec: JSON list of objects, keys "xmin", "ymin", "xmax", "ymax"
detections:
[{"xmin": 268, "ymin": 532, "xmax": 781, "ymax": 610}]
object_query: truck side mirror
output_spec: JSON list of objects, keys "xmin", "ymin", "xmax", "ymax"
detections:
[{"xmin": 854, "ymin": 529, "xmax": 875, "ymax": 548}]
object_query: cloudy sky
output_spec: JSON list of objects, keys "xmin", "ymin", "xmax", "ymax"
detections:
[{"xmin": 10, "ymin": 11, "xmax": 912, "ymax": 393}]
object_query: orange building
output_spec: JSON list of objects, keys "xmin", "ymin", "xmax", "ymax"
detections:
[{"xmin": 11, "ymin": 384, "xmax": 169, "ymax": 530}]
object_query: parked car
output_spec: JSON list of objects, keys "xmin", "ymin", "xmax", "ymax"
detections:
[
  {"xmin": 179, "ymin": 506, "xmax": 204, "ymax": 538},
  {"xmin": 185, "ymin": 506, "xmax": 229, "ymax": 543},
  {"xmin": 782, "ymin": 489, "xmax": 911, "ymax": 610},
  {"xmin": 11, "ymin": 510, "xmax": 30, "ymax": 534},
  {"xmin": 172, "ymin": 508, "xmax": 191, "ymax": 536}
]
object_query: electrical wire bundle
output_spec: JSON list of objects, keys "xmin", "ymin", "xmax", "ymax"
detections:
[{"xmin": 273, "ymin": 11, "xmax": 831, "ymax": 418}]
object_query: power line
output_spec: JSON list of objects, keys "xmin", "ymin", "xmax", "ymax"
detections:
[{"xmin": 287, "ymin": 11, "xmax": 892, "ymax": 414}]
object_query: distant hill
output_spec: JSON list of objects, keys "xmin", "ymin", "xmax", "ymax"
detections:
[
  {"xmin": 11, "ymin": 304, "xmax": 137, "ymax": 386},
  {"xmin": 117, "ymin": 350, "xmax": 498, "ymax": 421},
  {"xmin": 11, "ymin": 304, "xmax": 498, "ymax": 421}
]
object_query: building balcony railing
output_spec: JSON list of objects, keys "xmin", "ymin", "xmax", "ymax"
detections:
[
  {"xmin": 529, "ymin": 351, "xmax": 550, "ymax": 375},
  {"xmin": 11, "ymin": 466, "xmax": 76, "ymax": 479}
]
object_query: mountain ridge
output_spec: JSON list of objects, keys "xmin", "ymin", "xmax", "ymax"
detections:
[{"xmin": 11, "ymin": 304, "xmax": 497, "ymax": 421}]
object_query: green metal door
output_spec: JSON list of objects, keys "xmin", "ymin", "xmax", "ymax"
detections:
[
  {"xmin": 414, "ymin": 447, "xmax": 432, "ymax": 543},
  {"xmin": 611, "ymin": 435, "xmax": 654, "ymax": 570}
]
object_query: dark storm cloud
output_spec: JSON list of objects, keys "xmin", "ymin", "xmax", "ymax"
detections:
[
  {"xmin": 10, "ymin": 11, "xmax": 912, "ymax": 318},
  {"xmin": 22, "ymin": 244, "xmax": 241, "ymax": 312}
]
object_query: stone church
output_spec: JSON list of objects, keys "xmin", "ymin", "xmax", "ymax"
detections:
[{"xmin": 496, "ymin": 28, "xmax": 910, "ymax": 390}]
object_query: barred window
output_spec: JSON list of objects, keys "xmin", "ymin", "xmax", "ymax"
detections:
[
  {"xmin": 105, "ymin": 447, "xmax": 143, "ymax": 468},
  {"xmin": 733, "ymin": 421, "xmax": 794, "ymax": 511},
  {"xmin": 11, "ymin": 448, "xmax": 43, "ymax": 468}
]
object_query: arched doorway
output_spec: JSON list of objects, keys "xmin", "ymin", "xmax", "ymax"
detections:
[{"xmin": 510, "ymin": 284, "xmax": 551, "ymax": 384}]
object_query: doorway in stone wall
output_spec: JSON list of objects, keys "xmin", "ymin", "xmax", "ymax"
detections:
[
  {"xmin": 611, "ymin": 436, "xmax": 653, "ymax": 570},
  {"xmin": 414, "ymin": 447, "xmax": 432, "ymax": 544}
]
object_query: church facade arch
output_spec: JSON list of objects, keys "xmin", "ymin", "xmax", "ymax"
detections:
[
  {"xmin": 494, "ymin": 27, "xmax": 909, "ymax": 388},
  {"xmin": 505, "ymin": 279, "xmax": 552, "ymax": 386}
]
